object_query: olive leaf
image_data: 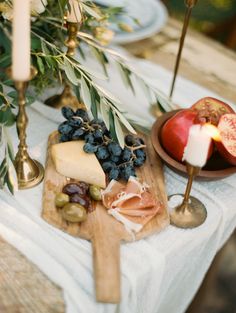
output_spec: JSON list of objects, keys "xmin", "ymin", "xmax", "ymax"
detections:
[
  {"xmin": 114, "ymin": 115, "xmax": 125, "ymax": 148},
  {"xmin": 0, "ymin": 107, "xmax": 16, "ymax": 127},
  {"xmin": 136, "ymin": 77, "xmax": 154, "ymax": 103},
  {"xmin": 115, "ymin": 110, "xmax": 137, "ymax": 134},
  {"xmin": 100, "ymin": 98, "xmax": 110, "ymax": 130},
  {"xmin": 4, "ymin": 171, "xmax": 14, "ymax": 195},
  {"xmin": 37, "ymin": 56, "xmax": 45, "ymax": 74},
  {"xmin": 0, "ymin": 158, "xmax": 7, "ymax": 178},
  {"xmin": 62, "ymin": 59, "xmax": 79, "ymax": 85},
  {"xmin": 6, "ymin": 158, "xmax": 17, "ymax": 194},
  {"xmin": 82, "ymin": 3, "xmax": 102, "ymax": 19},
  {"xmin": 0, "ymin": 0, "xmax": 173, "ymax": 195},
  {"xmin": 90, "ymin": 46, "xmax": 109, "ymax": 77},
  {"xmin": 80, "ymin": 76, "xmax": 92, "ymax": 110},
  {"xmin": 117, "ymin": 63, "xmax": 135, "ymax": 94},
  {"xmin": 90, "ymin": 86, "xmax": 98, "ymax": 118},
  {"xmin": 108, "ymin": 110, "xmax": 117, "ymax": 142}
]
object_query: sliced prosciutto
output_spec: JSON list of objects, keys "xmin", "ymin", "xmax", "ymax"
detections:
[{"xmin": 102, "ymin": 177, "xmax": 161, "ymax": 234}]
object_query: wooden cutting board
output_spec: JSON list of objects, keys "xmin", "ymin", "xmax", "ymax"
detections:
[{"xmin": 42, "ymin": 131, "xmax": 169, "ymax": 303}]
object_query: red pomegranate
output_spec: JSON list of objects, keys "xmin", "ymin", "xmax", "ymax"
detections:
[{"xmin": 215, "ymin": 114, "xmax": 236, "ymax": 166}]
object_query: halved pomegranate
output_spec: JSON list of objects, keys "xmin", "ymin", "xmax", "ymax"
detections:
[
  {"xmin": 215, "ymin": 114, "xmax": 236, "ymax": 166},
  {"xmin": 161, "ymin": 109, "xmax": 213, "ymax": 163},
  {"xmin": 191, "ymin": 97, "xmax": 235, "ymax": 126}
]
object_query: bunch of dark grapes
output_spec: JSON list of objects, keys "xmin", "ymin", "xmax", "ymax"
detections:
[{"xmin": 58, "ymin": 107, "xmax": 146, "ymax": 181}]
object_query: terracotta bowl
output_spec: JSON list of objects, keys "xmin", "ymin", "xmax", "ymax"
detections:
[{"xmin": 151, "ymin": 110, "xmax": 236, "ymax": 180}]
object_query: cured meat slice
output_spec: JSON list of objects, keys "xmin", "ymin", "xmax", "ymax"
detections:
[
  {"xmin": 125, "ymin": 176, "xmax": 147, "ymax": 195},
  {"xmin": 102, "ymin": 180, "xmax": 125, "ymax": 208},
  {"xmin": 116, "ymin": 191, "xmax": 156, "ymax": 212},
  {"xmin": 119, "ymin": 203, "xmax": 160, "ymax": 217},
  {"xmin": 102, "ymin": 177, "xmax": 161, "ymax": 234}
]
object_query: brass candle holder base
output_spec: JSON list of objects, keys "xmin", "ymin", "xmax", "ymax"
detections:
[
  {"xmin": 169, "ymin": 194, "xmax": 207, "ymax": 229},
  {"xmin": 44, "ymin": 84, "xmax": 84, "ymax": 110},
  {"xmin": 7, "ymin": 67, "xmax": 44, "ymax": 190},
  {"xmin": 15, "ymin": 158, "xmax": 44, "ymax": 190},
  {"xmin": 169, "ymin": 163, "xmax": 207, "ymax": 229}
]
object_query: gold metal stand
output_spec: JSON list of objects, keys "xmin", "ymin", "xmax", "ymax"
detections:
[
  {"xmin": 169, "ymin": 163, "xmax": 207, "ymax": 228},
  {"xmin": 45, "ymin": 22, "xmax": 84, "ymax": 110},
  {"xmin": 11, "ymin": 67, "xmax": 44, "ymax": 189},
  {"xmin": 169, "ymin": 0, "xmax": 198, "ymax": 98}
]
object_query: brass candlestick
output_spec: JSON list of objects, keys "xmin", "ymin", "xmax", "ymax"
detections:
[
  {"xmin": 45, "ymin": 22, "xmax": 84, "ymax": 109},
  {"xmin": 169, "ymin": 0, "xmax": 198, "ymax": 99},
  {"xmin": 169, "ymin": 163, "xmax": 207, "ymax": 228},
  {"xmin": 8, "ymin": 67, "xmax": 44, "ymax": 189}
]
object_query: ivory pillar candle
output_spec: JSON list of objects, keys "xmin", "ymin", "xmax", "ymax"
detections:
[
  {"xmin": 183, "ymin": 125, "xmax": 211, "ymax": 167},
  {"xmin": 67, "ymin": 0, "xmax": 82, "ymax": 23},
  {"xmin": 12, "ymin": 0, "xmax": 31, "ymax": 81}
]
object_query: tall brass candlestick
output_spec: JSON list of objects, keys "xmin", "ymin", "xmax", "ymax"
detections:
[
  {"xmin": 169, "ymin": 163, "xmax": 207, "ymax": 228},
  {"xmin": 169, "ymin": 0, "xmax": 198, "ymax": 99},
  {"xmin": 8, "ymin": 67, "xmax": 44, "ymax": 189},
  {"xmin": 45, "ymin": 22, "xmax": 84, "ymax": 109}
]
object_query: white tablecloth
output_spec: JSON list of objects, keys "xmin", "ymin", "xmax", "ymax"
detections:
[{"xmin": 0, "ymin": 50, "xmax": 235, "ymax": 313}]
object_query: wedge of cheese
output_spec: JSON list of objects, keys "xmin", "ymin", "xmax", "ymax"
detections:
[{"xmin": 51, "ymin": 141, "xmax": 106, "ymax": 188}]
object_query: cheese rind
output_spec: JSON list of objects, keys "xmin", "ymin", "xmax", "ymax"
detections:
[{"xmin": 51, "ymin": 141, "xmax": 106, "ymax": 188}]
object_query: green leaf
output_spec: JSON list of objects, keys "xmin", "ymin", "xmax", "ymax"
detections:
[
  {"xmin": 0, "ymin": 125, "xmax": 3, "ymax": 146},
  {"xmin": 0, "ymin": 158, "xmax": 7, "ymax": 177},
  {"xmin": 115, "ymin": 110, "xmax": 137, "ymax": 134},
  {"xmin": 114, "ymin": 115, "xmax": 124, "ymax": 148},
  {"xmin": 0, "ymin": 54, "xmax": 11, "ymax": 68},
  {"xmin": 90, "ymin": 86, "xmax": 98, "ymax": 118},
  {"xmin": 7, "ymin": 91, "xmax": 18, "ymax": 99},
  {"xmin": 155, "ymin": 94, "xmax": 173, "ymax": 112},
  {"xmin": 62, "ymin": 59, "xmax": 79, "ymax": 85},
  {"xmin": 0, "ymin": 107, "xmax": 16, "ymax": 127},
  {"xmin": 7, "ymin": 158, "xmax": 17, "ymax": 193},
  {"xmin": 5, "ymin": 171, "xmax": 14, "ymax": 195},
  {"xmin": 58, "ymin": 0, "xmax": 68, "ymax": 17},
  {"xmin": 31, "ymin": 37, "xmax": 41, "ymax": 50},
  {"xmin": 73, "ymin": 85, "xmax": 81, "ymax": 102},
  {"xmin": 41, "ymin": 40, "xmax": 50, "ymax": 56},
  {"xmin": 25, "ymin": 93, "xmax": 35, "ymax": 106},
  {"xmin": 96, "ymin": 85, "xmax": 121, "ymax": 104},
  {"xmin": 100, "ymin": 99, "xmax": 110, "ymax": 130},
  {"xmin": 0, "ymin": 95, "xmax": 6, "ymax": 106},
  {"xmin": 80, "ymin": 76, "xmax": 91, "ymax": 110},
  {"xmin": 90, "ymin": 47, "xmax": 108, "ymax": 77},
  {"xmin": 37, "ymin": 56, "xmax": 45, "ymax": 74},
  {"xmin": 108, "ymin": 109, "xmax": 117, "ymax": 142},
  {"xmin": 117, "ymin": 63, "xmax": 135, "ymax": 94},
  {"xmin": 137, "ymin": 77, "xmax": 153, "ymax": 103},
  {"xmin": 82, "ymin": 3, "xmax": 102, "ymax": 19},
  {"xmin": 78, "ymin": 46, "xmax": 86, "ymax": 60}
]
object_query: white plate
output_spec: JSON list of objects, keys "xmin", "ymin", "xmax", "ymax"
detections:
[{"xmin": 95, "ymin": 0, "xmax": 168, "ymax": 44}]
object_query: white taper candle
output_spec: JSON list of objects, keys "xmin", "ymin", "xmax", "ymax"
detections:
[
  {"xmin": 12, "ymin": 0, "xmax": 31, "ymax": 81},
  {"xmin": 182, "ymin": 124, "xmax": 212, "ymax": 167},
  {"xmin": 67, "ymin": 0, "xmax": 82, "ymax": 23}
]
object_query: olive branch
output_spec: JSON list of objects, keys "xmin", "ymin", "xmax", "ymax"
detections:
[{"xmin": 0, "ymin": 0, "xmax": 171, "ymax": 193}]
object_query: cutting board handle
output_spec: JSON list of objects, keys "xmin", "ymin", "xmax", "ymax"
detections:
[{"xmin": 92, "ymin": 234, "xmax": 120, "ymax": 303}]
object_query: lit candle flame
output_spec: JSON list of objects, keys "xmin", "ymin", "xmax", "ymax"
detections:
[{"xmin": 202, "ymin": 124, "xmax": 221, "ymax": 142}]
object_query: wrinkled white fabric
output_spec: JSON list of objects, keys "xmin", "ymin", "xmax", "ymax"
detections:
[{"xmin": 0, "ymin": 50, "xmax": 235, "ymax": 313}]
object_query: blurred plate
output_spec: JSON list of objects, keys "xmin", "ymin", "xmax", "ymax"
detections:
[
  {"xmin": 95, "ymin": 0, "xmax": 168, "ymax": 44},
  {"xmin": 151, "ymin": 110, "xmax": 236, "ymax": 180}
]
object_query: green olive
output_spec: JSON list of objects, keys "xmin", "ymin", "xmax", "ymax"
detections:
[
  {"xmin": 55, "ymin": 192, "xmax": 69, "ymax": 208},
  {"xmin": 89, "ymin": 185, "xmax": 102, "ymax": 201},
  {"xmin": 61, "ymin": 203, "xmax": 87, "ymax": 223}
]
